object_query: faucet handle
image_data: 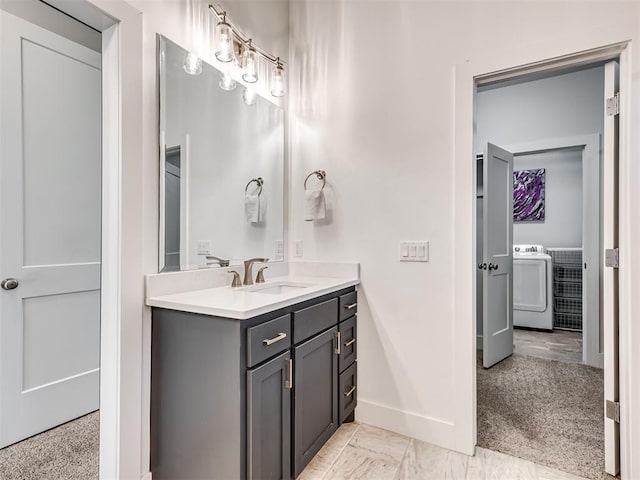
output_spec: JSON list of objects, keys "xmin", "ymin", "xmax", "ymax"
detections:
[
  {"xmin": 228, "ymin": 270, "xmax": 242, "ymax": 288},
  {"xmin": 256, "ymin": 266, "xmax": 269, "ymax": 284}
]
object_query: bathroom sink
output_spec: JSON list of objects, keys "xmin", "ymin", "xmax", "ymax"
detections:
[{"xmin": 246, "ymin": 282, "xmax": 315, "ymax": 295}]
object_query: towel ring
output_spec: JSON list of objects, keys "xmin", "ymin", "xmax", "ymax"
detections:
[
  {"xmin": 304, "ymin": 170, "xmax": 326, "ymax": 191},
  {"xmin": 245, "ymin": 177, "xmax": 264, "ymax": 195}
]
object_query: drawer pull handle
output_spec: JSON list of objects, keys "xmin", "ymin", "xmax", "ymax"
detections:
[
  {"xmin": 345, "ymin": 303, "xmax": 357, "ymax": 310},
  {"xmin": 344, "ymin": 338, "xmax": 356, "ymax": 347},
  {"xmin": 285, "ymin": 358, "xmax": 293, "ymax": 389},
  {"xmin": 263, "ymin": 332, "xmax": 287, "ymax": 346},
  {"xmin": 344, "ymin": 385, "xmax": 356, "ymax": 397},
  {"xmin": 335, "ymin": 331, "xmax": 341, "ymax": 355}
]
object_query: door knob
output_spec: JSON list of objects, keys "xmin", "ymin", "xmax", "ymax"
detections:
[
  {"xmin": 477, "ymin": 263, "xmax": 487, "ymax": 270},
  {"xmin": 488, "ymin": 263, "xmax": 499, "ymax": 271},
  {"xmin": 1, "ymin": 278, "xmax": 19, "ymax": 290}
]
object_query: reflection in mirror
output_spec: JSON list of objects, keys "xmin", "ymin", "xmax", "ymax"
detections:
[{"xmin": 158, "ymin": 35, "xmax": 285, "ymax": 272}]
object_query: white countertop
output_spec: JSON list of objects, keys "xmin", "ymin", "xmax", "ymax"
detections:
[{"xmin": 146, "ymin": 274, "xmax": 359, "ymax": 320}]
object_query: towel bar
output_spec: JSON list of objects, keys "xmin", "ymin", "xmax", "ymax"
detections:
[
  {"xmin": 245, "ymin": 177, "xmax": 264, "ymax": 195},
  {"xmin": 304, "ymin": 170, "xmax": 326, "ymax": 190}
]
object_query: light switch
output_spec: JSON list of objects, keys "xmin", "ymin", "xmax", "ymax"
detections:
[{"xmin": 400, "ymin": 241, "xmax": 429, "ymax": 262}]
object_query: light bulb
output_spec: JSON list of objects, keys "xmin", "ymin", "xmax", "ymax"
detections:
[
  {"xmin": 183, "ymin": 52, "xmax": 202, "ymax": 75},
  {"xmin": 219, "ymin": 72, "xmax": 236, "ymax": 91},
  {"xmin": 242, "ymin": 47, "xmax": 258, "ymax": 83},
  {"xmin": 270, "ymin": 62, "xmax": 285, "ymax": 97},
  {"xmin": 243, "ymin": 87, "xmax": 257, "ymax": 106},
  {"xmin": 215, "ymin": 20, "xmax": 234, "ymax": 63}
]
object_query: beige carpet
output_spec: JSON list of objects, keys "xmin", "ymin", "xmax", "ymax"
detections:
[
  {"xmin": 0, "ymin": 411, "xmax": 99, "ymax": 480},
  {"xmin": 478, "ymin": 353, "xmax": 609, "ymax": 480}
]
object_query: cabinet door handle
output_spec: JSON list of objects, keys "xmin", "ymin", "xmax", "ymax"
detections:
[
  {"xmin": 344, "ymin": 385, "xmax": 356, "ymax": 397},
  {"xmin": 345, "ymin": 303, "xmax": 357, "ymax": 310},
  {"xmin": 344, "ymin": 338, "xmax": 356, "ymax": 347},
  {"xmin": 335, "ymin": 331, "xmax": 341, "ymax": 355},
  {"xmin": 285, "ymin": 358, "xmax": 293, "ymax": 389},
  {"xmin": 262, "ymin": 332, "xmax": 287, "ymax": 346}
]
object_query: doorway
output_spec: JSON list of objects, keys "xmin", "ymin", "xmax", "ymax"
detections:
[
  {"xmin": 0, "ymin": 1, "xmax": 102, "ymax": 477},
  {"xmin": 475, "ymin": 61, "xmax": 620, "ymax": 480}
]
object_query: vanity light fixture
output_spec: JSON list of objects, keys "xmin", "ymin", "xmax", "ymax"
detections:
[
  {"xmin": 215, "ymin": 14, "xmax": 234, "ymax": 63},
  {"xmin": 270, "ymin": 59, "xmax": 285, "ymax": 97},
  {"xmin": 183, "ymin": 52, "xmax": 202, "ymax": 75},
  {"xmin": 242, "ymin": 41, "xmax": 258, "ymax": 83},
  {"xmin": 243, "ymin": 87, "xmax": 257, "ymax": 106},
  {"xmin": 209, "ymin": 4, "xmax": 286, "ymax": 98},
  {"xmin": 219, "ymin": 71, "xmax": 237, "ymax": 91}
]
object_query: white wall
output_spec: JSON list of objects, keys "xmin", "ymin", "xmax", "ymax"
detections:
[{"xmin": 289, "ymin": 1, "xmax": 640, "ymax": 473}]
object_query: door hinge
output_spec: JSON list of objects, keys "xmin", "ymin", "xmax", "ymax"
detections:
[
  {"xmin": 605, "ymin": 248, "xmax": 619, "ymax": 268},
  {"xmin": 606, "ymin": 92, "xmax": 620, "ymax": 116},
  {"xmin": 606, "ymin": 400, "xmax": 620, "ymax": 423}
]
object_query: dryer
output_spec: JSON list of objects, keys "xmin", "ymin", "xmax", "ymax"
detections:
[{"xmin": 513, "ymin": 245, "xmax": 553, "ymax": 330}]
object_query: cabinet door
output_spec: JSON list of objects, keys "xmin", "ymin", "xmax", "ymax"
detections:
[
  {"xmin": 293, "ymin": 327, "xmax": 338, "ymax": 476},
  {"xmin": 248, "ymin": 351, "xmax": 292, "ymax": 480}
]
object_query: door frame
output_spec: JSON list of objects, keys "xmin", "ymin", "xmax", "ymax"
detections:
[
  {"xmin": 452, "ymin": 42, "xmax": 633, "ymax": 477},
  {"xmin": 42, "ymin": 1, "xmax": 144, "ymax": 479},
  {"xmin": 504, "ymin": 135, "xmax": 601, "ymax": 368}
]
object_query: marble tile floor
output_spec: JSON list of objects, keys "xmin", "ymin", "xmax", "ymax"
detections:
[
  {"xmin": 514, "ymin": 328, "xmax": 583, "ymax": 365},
  {"xmin": 299, "ymin": 422, "xmax": 589, "ymax": 480}
]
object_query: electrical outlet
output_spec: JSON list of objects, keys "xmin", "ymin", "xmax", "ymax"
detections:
[
  {"xmin": 197, "ymin": 240, "xmax": 212, "ymax": 255},
  {"xmin": 275, "ymin": 241, "xmax": 284, "ymax": 260},
  {"xmin": 400, "ymin": 241, "xmax": 429, "ymax": 262},
  {"xmin": 294, "ymin": 240, "xmax": 303, "ymax": 258}
]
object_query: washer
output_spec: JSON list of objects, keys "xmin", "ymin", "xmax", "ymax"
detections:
[{"xmin": 513, "ymin": 245, "xmax": 553, "ymax": 330}]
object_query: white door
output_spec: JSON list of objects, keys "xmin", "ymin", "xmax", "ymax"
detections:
[
  {"xmin": 0, "ymin": 11, "xmax": 101, "ymax": 448},
  {"xmin": 482, "ymin": 143, "xmax": 514, "ymax": 368},
  {"xmin": 602, "ymin": 60, "xmax": 620, "ymax": 477}
]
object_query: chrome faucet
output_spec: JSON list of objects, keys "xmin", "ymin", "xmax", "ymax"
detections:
[
  {"xmin": 243, "ymin": 258, "xmax": 269, "ymax": 285},
  {"xmin": 206, "ymin": 256, "xmax": 230, "ymax": 267}
]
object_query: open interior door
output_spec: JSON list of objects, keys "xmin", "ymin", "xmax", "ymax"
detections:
[
  {"xmin": 603, "ymin": 60, "xmax": 620, "ymax": 477},
  {"xmin": 481, "ymin": 143, "xmax": 514, "ymax": 368}
]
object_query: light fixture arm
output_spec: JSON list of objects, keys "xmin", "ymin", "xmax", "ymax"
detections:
[{"xmin": 208, "ymin": 4, "xmax": 286, "ymax": 67}]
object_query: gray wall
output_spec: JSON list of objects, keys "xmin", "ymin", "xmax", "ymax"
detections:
[
  {"xmin": 476, "ymin": 66, "xmax": 604, "ymax": 342},
  {"xmin": 512, "ymin": 149, "xmax": 583, "ymax": 248}
]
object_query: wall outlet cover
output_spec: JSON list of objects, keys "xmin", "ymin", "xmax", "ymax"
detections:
[
  {"xmin": 197, "ymin": 240, "xmax": 212, "ymax": 255},
  {"xmin": 294, "ymin": 240, "xmax": 303, "ymax": 258}
]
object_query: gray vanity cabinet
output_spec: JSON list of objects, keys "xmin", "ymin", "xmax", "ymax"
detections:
[
  {"xmin": 151, "ymin": 286, "xmax": 357, "ymax": 480},
  {"xmin": 248, "ymin": 351, "xmax": 291, "ymax": 480},
  {"xmin": 293, "ymin": 327, "xmax": 339, "ymax": 476}
]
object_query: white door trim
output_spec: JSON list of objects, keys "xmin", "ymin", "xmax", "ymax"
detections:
[
  {"xmin": 453, "ymin": 41, "xmax": 634, "ymax": 479},
  {"xmin": 505, "ymin": 134, "xmax": 601, "ymax": 368},
  {"xmin": 45, "ymin": 1, "xmax": 145, "ymax": 479}
]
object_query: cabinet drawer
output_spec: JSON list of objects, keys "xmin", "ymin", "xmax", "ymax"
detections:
[
  {"xmin": 247, "ymin": 314, "xmax": 292, "ymax": 368},
  {"xmin": 339, "ymin": 291, "xmax": 357, "ymax": 322},
  {"xmin": 293, "ymin": 298, "xmax": 338, "ymax": 344},
  {"xmin": 338, "ymin": 316, "xmax": 357, "ymax": 373},
  {"xmin": 339, "ymin": 362, "xmax": 357, "ymax": 424}
]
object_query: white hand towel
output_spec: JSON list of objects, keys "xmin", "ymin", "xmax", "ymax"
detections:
[
  {"xmin": 258, "ymin": 195, "xmax": 267, "ymax": 223},
  {"xmin": 304, "ymin": 189, "xmax": 326, "ymax": 221},
  {"xmin": 245, "ymin": 194, "xmax": 259, "ymax": 223}
]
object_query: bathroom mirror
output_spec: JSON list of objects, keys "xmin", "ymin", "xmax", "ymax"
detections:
[{"xmin": 158, "ymin": 35, "xmax": 285, "ymax": 272}]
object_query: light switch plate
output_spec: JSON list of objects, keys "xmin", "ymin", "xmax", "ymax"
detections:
[
  {"xmin": 294, "ymin": 240, "xmax": 303, "ymax": 258},
  {"xmin": 400, "ymin": 241, "xmax": 429, "ymax": 262},
  {"xmin": 197, "ymin": 240, "xmax": 212, "ymax": 255}
]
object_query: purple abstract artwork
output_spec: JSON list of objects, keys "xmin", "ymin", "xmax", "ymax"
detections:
[{"xmin": 513, "ymin": 169, "xmax": 545, "ymax": 221}]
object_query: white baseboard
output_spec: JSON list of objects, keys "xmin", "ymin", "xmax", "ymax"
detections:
[
  {"xmin": 356, "ymin": 398, "xmax": 458, "ymax": 452},
  {"xmin": 141, "ymin": 472, "xmax": 152, "ymax": 480}
]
